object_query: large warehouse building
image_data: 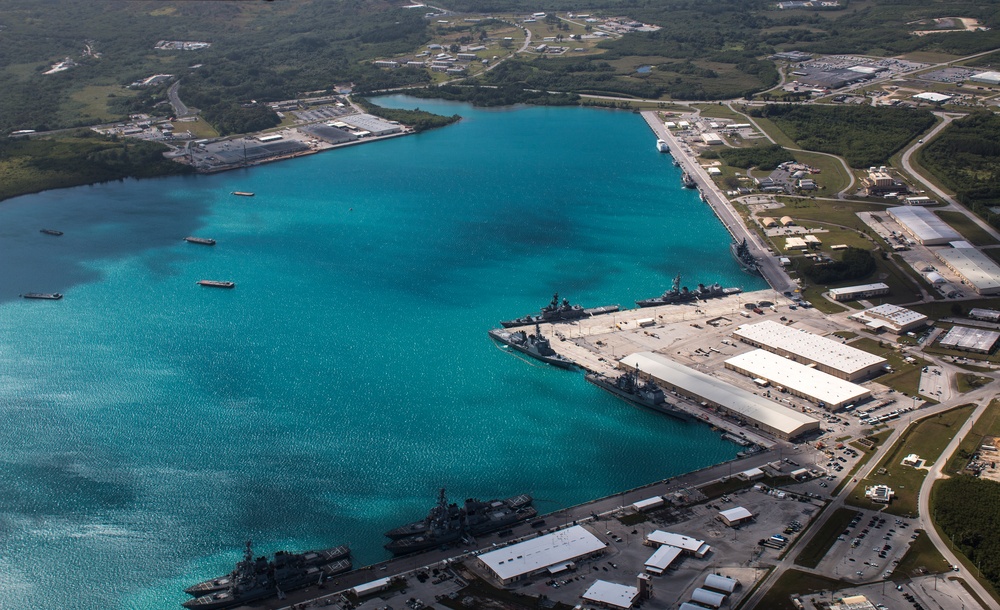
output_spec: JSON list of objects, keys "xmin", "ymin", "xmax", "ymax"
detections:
[
  {"xmin": 828, "ymin": 282, "xmax": 889, "ymax": 302},
  {"xmin": 725, "ymin": 349, "xmax": 871, "ymax": 409},
  {"xmin": 732, "ymin": 321, "xmax": 887, "ymax": 381},
  {"xmin": 619, "ymin": 352, "xmax": 820, "ymax": 440},
  {"xmin": 887, "ymin": 207, "xmax": 962, "ymax": 245},
  {"xmin": 934, "ymin": 247, "xmax": 1000, "ymax": 295},
  {"xmin": 938, "ymin": 326, "xmax": 1000, "ymax": 354},
  {"xmin": 477, "ymin": 525, "xmax": 606, "ymax": 585},
  {"xmin": 850, "ymin": 304, "xmax": 929, "ymax": 334}
]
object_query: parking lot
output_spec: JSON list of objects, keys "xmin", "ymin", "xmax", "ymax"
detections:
[{"xmin": 811, "ymin": 509, "xmax": 920, "ymax": 583}]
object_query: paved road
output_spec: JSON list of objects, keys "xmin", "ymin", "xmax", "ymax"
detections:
[
  {"xmin": 167, "ymin": 80, "xmax": 193, "ymax": 118},
  {"xmin": 742, "ymin": 368, "xmax": 1000, "ymax": 610},
  {"xmin": 898, "ymin": 112, "xmax": 1000, "ymax": 244},
  {"xmin": 916, "ymin": 397, "xmax": 1000, "ymax": 610}
]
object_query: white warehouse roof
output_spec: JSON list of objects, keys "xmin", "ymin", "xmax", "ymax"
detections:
[
  {"xmin": 732, "ymin": 321, "xmax": 886, "ymax": 380},
  {"xmin": 913, "ymin": 92, "xmax": 952, "ymax": 103},
  {"xmin": 887, "ymin": 206, "xmax": 962, "ymax": 245},
  {"xmin": 692, "ymin": 587, "xmax": 727, "ymax": 608},
  {"xmin": 829, "ymin": 282, "xmax": 889, "ymax": 298},
  {"xmin": 620, "ymin": 352, "xmax": 820, "ymax": 439},
  {"xmin": 582, "ymin": 580, "xmax": 639, "ymax": 609},
  {"xmin": 645, "ymin": 545, "xmax": 682, "ymax": 573},
  {"xmin": 478, "ymin": 525, "xmax": 605, "ymax": 581},
  {"xmin": 864, "ymin": 304, "xmax": 928, "ymax": 328},
  {"xmin": 719, "ymin": 506, "xmax": 753, "ymax": 522},
  {"xmin": 646, "ymin": 530, "xmax": 708, "ymax": 554},
  {"xmin": 935, "ymin": 247, "xmax": 1000, "ymax": 295},
  {"xmin": 939, "ymin": 326, "xmax": 1000, "ymax": 353},
  {"xmin": 705, "ymin": 574, "xmax": 738, "ymax": 593},
  {"xmin": 726, "ymin": 349, "xmax": 871, "ymax": 408}
]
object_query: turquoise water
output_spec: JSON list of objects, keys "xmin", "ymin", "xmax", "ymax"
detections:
[{"xmin": 0, "ymin": 98, "xmax": 765, "ymax": 609}]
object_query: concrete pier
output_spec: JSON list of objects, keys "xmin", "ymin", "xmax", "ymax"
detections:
[{"xmin": 641, "ymin": 111, "xmax": 796, "ymax": 295}]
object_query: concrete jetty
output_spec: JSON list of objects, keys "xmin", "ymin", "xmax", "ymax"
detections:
[{"xmin": 640, "ymin": 111, "xmax": 796, "ymax": 295}]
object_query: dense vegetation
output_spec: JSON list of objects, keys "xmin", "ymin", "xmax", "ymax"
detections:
[
  {"xmin": 920, "ymin": 112, "xmax": 1000, "ymax": 229},
  {"xmin": 0, "ymin": 131, "xmax": 191, "ymax": 201},
  {"xmin": 751, "ymin": 104, "xmax": 935, "ymax": 168},
  {"xmin": 804, "ymin": 247, "xmax": 876, "ymax": 284},
  {"xmin": 719, "ymin": 144, "xmax": 792, "ymax": 171},
  {"xmin": 934, "ymin": 476, "xmax": 1000, "ymax": 590},
  {"xmin": 354, "ymin": 97, "xmax": 461, "ymax": 132},
  {"xmin": 406, "ymin": 83, "xmax": 580, "ymax": 107}
]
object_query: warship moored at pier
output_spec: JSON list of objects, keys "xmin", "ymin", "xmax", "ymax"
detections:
[
  {"xmin": 731, "ymin": 238, "xmax": 762, "ymax": 276},
  {"xmin": 636, "ymin": 274, "xmax": 740, "ymax": 307},
  {"xmin": 586, "ymin": 370, "xmax": 692, "ymax": 422},
  {"xmin": 488, "ymin": 324, "xmax": 576, "ymax": 369},
  {"xmin": 384, "ymin": 489, "xmax": 536, "ymax": 556},
  {"xmin": 182, "ymin": 541, "xmax": 351, "ymax": 609},
  {"xmin": 500, "ymin": 293, "xmax": 619, "ymax": 328}
]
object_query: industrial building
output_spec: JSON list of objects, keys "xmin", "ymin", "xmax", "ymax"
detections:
[
  {"xmin": 477, "ymin": 525, "xmax": 606, "ymax": 585},
  {"xmin": 913, "ymin": 92, "xmax": 953, "ymax": 103},
  {"xmin": 935, "ymin": 247, "xmax": 1000, "ymax": 295},
  {"xmin": 828, "ymin": 282, "xmax": 890, "ymax": 302},
  {"xmin": 691, "ymin": 587, "xmax": 727, "ymax": 608},
  {"xmin": 582, "ymin": 581, "xmax": 639, "ymax": 609},
  {"xmin": 725, "ymin": 349, "xmax": 871, "ymax": 409},
  {"xmin": 704, "ymin": 574, "xmax": 738, "ymax": 594},
  {"xmin": 851, "ymin": 304, "xmax": 929, "ymax": 334},
  {"xmin": 732, "ymin": 321, "xmax": 887, "ymax": 381},
  {"xmin": 970, "ymin": 308, "xmax": 1000, "ymax": 323},
  {"xmin": 645, "ymin": 531, "xmax": 711, "ymax": 557},
  {"xmin": 644, "ymin": 545, "xmax": 682, "ymax": 574},
  {"xmin": 701, "ymin": 133, "xmax": 724, "ymax": 145},
  {"xmin": 970, "ymin": 71, "xmax": 1000, "ymax": 85},
  {"xmin": 887, "ymin": 207, "xmax": 962, "ymax": 245},
  {"xmin": 718, "ymin": 506, "xmax": 754, "ymax": 527},
  {"xmin": 299, "ymin": 124, "xmax": 357, "ymax": 145},
  {"xmin": 337, "ymin": 113, "xmax": 403, "ymax": 136},
  {"xmin": 620, "ymin": 352, "xmax": 820, "ymax": 440},
  {"xmin": 939, "ymin": 326, "xmax": 1000, "ymax": 354}
]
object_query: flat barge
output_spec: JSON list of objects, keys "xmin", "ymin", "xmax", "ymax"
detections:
[{"xmin": 231, "ymin": 191, "xmax": 254, "ymax": 197}]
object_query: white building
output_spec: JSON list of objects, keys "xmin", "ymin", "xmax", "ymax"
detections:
[
  {"xmin": 351, "ymin": 577, "xmax": 391, "ymax": 597},
  {"xmin": 887, "ymin": 207, "xmax": 962, "ymax": 245},
  {"xmin": 631, "ymin": 496, "xmax": 665, "ymax": 512},
  {"xmin": 969, "ymin": 308, "xmax": 1000, "ymax": 323},
  {"xmin": 970, "ymin": 71, "xmax": 1000, "ymax": 85},
  {"xmin": 645, "ymin": 530, "xmax": 711, "ymax": 557},
  {"xmin": 828, "ymin": 283, "xmax": 890, "ymax": 302},
  {"xmin": 702, "ymin": 133, "xmax": 724, "ymax": 145},
  {"xmin": 705, "ymin": 574, "xmax": 739, "ymax": 593},
  {"xmin": 732, "ymin": 321, "xmax": 887, "ymax": 381},
  {"xmin": 718, "ymin": 506, "xmax": 754, "ymax": 527},
  {"xmin": 725, "ymin": 349, "xmax": 871, "ymax": 409},
  {"xmin": 939, "ymin": 326, "xmax": 1000, "ymax": 354},
  {"xmin": 582, "ymin": 580, "xmax": 639, "ymax": 609},
  {"xmin": 477, "ymin": 525, "xmax": 606, "ymax": 585},
  {"xmin": 644, "ymin": 545, "xmax": 682, "ymax": 574},
  {"xmin": 692, "ymin": 587, "xmax": 727, "ymax": 608},
  {"xmin": 913, "ymin": 92, "xmax": 952, "ymax": 103},
  {"xmin": 851, "ymin": 303, "xmax": 929, "ymax": 334},
  {"xmin": 935, "ymin": 247, "xmax": 1000, "ymax": 295},
  {"xmin": 620, "ymin": 352, "xmax": 821, "ymax": 440}
]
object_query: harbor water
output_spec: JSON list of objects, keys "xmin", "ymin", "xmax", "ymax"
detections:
[{"xmin": 0, "ymin": 98, "xmax": 766, "ymax": 610}]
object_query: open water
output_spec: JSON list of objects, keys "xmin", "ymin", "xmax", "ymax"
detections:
[{"xmin": 0, "ymin": 98, "xmax": 766, "ymax": 609}]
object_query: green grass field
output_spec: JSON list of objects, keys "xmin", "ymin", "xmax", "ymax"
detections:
[
  {"xmin": 845, "ymin": 404, "xmax": 976, "ymax": 517},
  {"xmin": 754, "ymin": 569, "xmax": 848, "ymax": 610},
  {"xmin": 934, "ymin": 211, "xmax": 1000, "ymax": 246},
  {"xmin": 947, "ymin": 399, "xmax": 1000, "ymax": 475},
  {"xmin": 890, "ymin": 529, "xmax": 953, "ymax": 578}
]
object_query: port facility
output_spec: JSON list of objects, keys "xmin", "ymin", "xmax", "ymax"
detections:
[
  {"xmin": 724, "ymin": 349, "xmax": 871, "ymax": 410},
  {"xmin": 618, "ymin": 352, "xmax": 821, "ymax": 440},
  {"xmin": 732, "ymin": 320, "xmax": 887, "ymax": 381}
]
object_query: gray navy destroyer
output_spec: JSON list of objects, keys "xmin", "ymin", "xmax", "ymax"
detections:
[
  {"xmin": 586, "ymin": 370, "xmax": 692, "ymax": 422},
  {"xmin": 489, "ymin": 323, "xmax": 576, "ymax": 369},
  {"xmin": 731, "ymin": 238, "xmax": 762, "ymax": 275},
  {"xmin": 500, "ymin": 293, "xmax": 619, "ymax": 328},
  {"xmin": 636, "ymin": 274, "xmax": 740, "ymax": 307},
  {"xmin": 384, "ymin": 489, "xmax": 536, "ymax": 556},
  {"xmin": 182, "ymin": 541, "xmax": 351, "ymax": 610}
]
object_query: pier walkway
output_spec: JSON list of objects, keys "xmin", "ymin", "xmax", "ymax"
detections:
[{"xmin": 641, "ymin": 111, "xmax": 796, "ymax": 295}]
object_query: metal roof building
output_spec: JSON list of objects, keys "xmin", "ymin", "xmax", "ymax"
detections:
[
  {"xmin": 852, "ymin": 304, "xmax": 929, "ymax": 334},
  {"xmin": 338, "ymin": 113, "xmax": 402, "ymax": 136},
  {"xmin": 935, "ymin": 247, "xmax": 1000, "ymax": 295},
  {"xmin": 582, "ymin": 580, "xmax": 639, "ymax": 609},
  {"xmin": 692, "ymin": 587, "xmax": 727, "ymax": 608},
  {"xmin": 477, "ymin": 525, "xmax": 606, "ymax": 585},
  {"xmin": 645, "ymin": 530, "xmax": 711, "ymax": 556},
  {"xmin": 939, "ymin": 326, "xmax": 1000, "ymax": 354},
  {"xmin": 725, "ymin": 349, "xmax": 871, "ymax": 409},
  {"xmin": 732, "ymin": 321, "xmax": 887, "ymax": 381},
  {"xmin": 704, "ymin": 574, "xmax": 739, "ymax": 593},
  {"xmin": 828, "ymin": 282, "xmax": 890, "ymax": 302},
  {"xmin": 644, "ymin": 545, "xmax": 682, "ymax": 574},
  {"xmin": 970, "ymin": 308, "xmax": 1000, "ymax": 323},
  {"xmin": 718, "ymin": 506, "xmax": 754, "ymax": 527},
  {"xmin": 621, "ymin": 352, "xmax": 820, "ymax": 440},
  {"xmin": 887, "ymin": 206, "xmax": 962, "ymax": 245}
]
